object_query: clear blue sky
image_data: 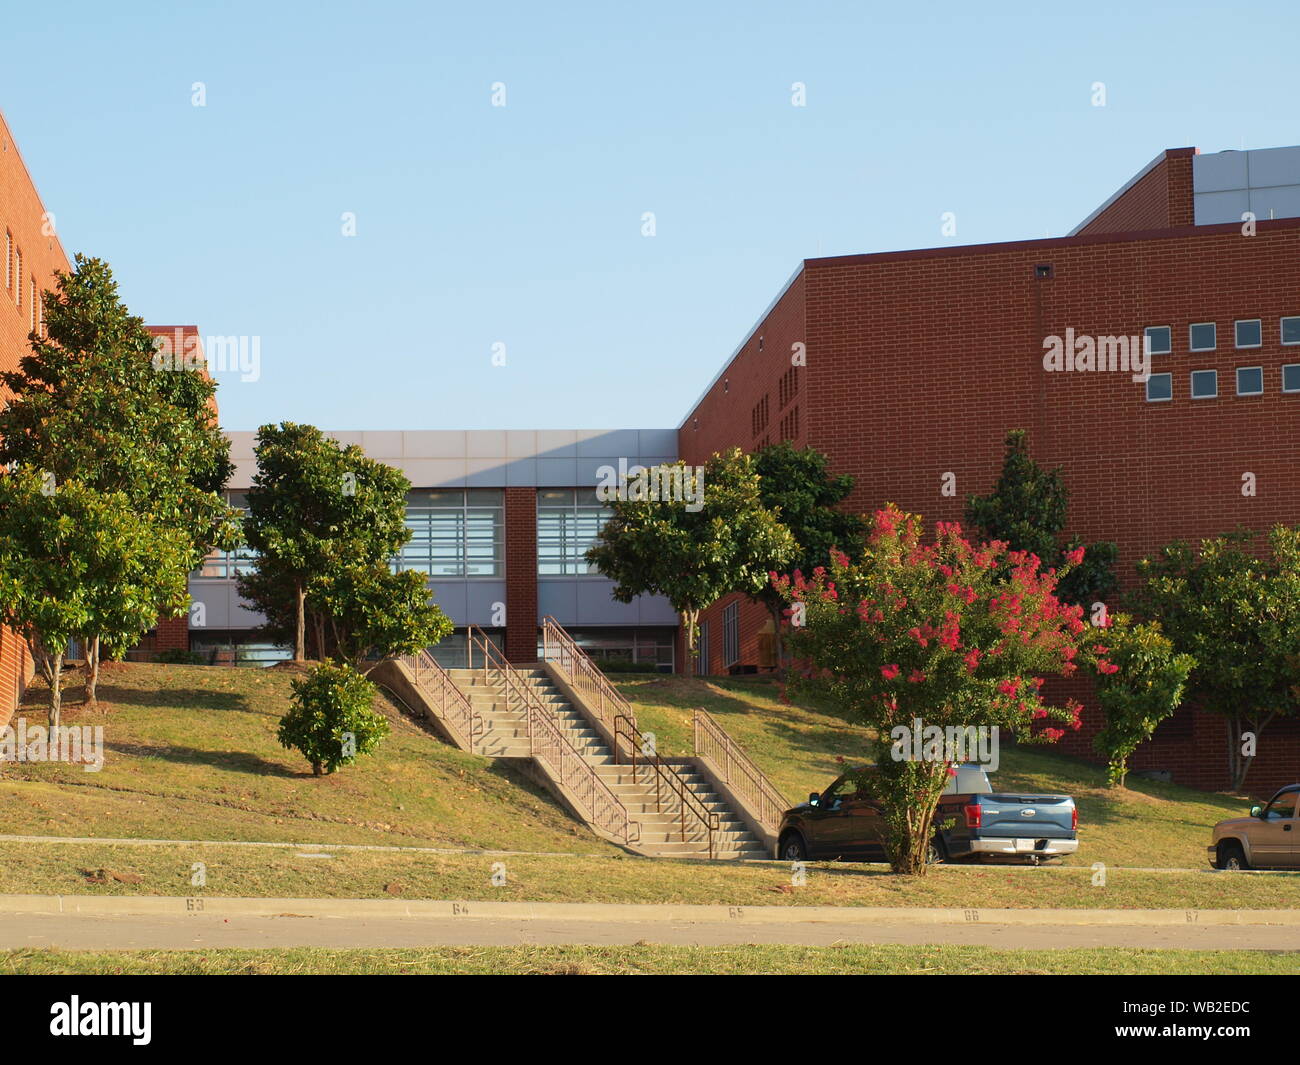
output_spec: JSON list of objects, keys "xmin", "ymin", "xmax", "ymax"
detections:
[{"xmin": 3, "ymin": 1, "xmax": 1296, "ymax": 431}]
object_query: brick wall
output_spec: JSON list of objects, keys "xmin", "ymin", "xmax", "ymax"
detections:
[
  {"xmin": 678, "ymin": 210, "xmax": 1300, "ymax": 794},
  {"xmin": 1075, "ymin": 148, "xmax": 1196, "ymax": 236},
  {"xmin": 504, "ymin": 487, "xmax": 539, "ymax": 662},
  {"xmin": 0, "ymin": 111, "xmax": 72, "ymax": 721}
]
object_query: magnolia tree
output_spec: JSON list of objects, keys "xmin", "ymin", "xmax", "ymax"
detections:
[
  {"xmin": 777, "ymin": 504, "xmax": 1091, "ymax": 875},
  {"xmin": 1089, "ymin": 613, "xmax": 1195, "ymax": 788}
]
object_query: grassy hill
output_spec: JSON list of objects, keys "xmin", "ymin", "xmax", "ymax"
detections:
[
  {"xmin": 1, "ymin": 662, "xmax": 613, "ymax": 854},
  {"xmin": 616, "ymin": 674, "xmax": 1258, "ymax": 870}
]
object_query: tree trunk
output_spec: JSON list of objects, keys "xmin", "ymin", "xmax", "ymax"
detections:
[
  {"xmin": 682, "ymin": 609, "xmax": 699, "ymax": 653},
  {"xmin": 295, "ymin": 582, "xmax": 306, "ymax": 661},
  {"xmin": 84, "ymin": 636, "xmax": 100, "ymax": 705},
  {"xmin": 48, "ymin": 651, "xmax": 64, "ymax": 728},
  {"xmin": 311, "ymin": 760, "xmax": 323, "ymax": 777}
]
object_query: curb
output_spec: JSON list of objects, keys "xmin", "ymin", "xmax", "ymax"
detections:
[{"xmin": 0, "ymin": 894, "xmax": 1297, "ymax": 926}]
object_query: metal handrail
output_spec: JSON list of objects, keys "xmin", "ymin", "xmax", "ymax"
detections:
[
  {"xmin": 397, "ymin": 648, "xmax": 483, "ymax": 750},
  {"xmin": 540, "ymin": 616, "xmax": 638, "ymax": 751},
  {"xmin": 616, "ymin": 713, "xmax": 719, "ymax": 860},
  {"xmin": 693, "ymin": 708, "xmax": 788, "ymax": 831},
  {"xmin": 465, "ymin": 626, "xmax": 639, "ymax": 848}
]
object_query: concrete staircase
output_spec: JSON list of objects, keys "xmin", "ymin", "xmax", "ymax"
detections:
[{"xmin": 447, "ymin": 665, "xmax": 767, "ymax": 860}]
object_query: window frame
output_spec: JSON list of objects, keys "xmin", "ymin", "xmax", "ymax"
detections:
[
  {"xmin": 1234, "ymin": 318, "xmax": 1263, "ymax": 350},
  {"xmin": 1145, "ymin": 372, "xmax": 1173, "ymax": 403},
  {"xmin": 1188, "ymin": 322, "xmax": 1217, "ymax": 353},
  {"xmin": 536, "ymin": 487, "xmax": 611, "ymax": 577},
  {"xmin": 396, "ymin": 488, "xmax": 504, "ymax": 579},
  {"xmin": 1143, "ymin": 325, "xmax": 1172, "ymax": 356},
  {"xmin": 1236, "ymin": 366, "xmax": 1264, "ymax": 397},
  {"xmin": 1281, "ymin": 363, "xmax": 1300, "ymax": 394},
  {"xmin": 1281, "ymin": 317, "xmax": 1300, "ymax": 346},
  {"xmin": 722, "ymin": 601, "xmax": 740, "ymax": 667},
  {"xmin": 1189, "ymin": 369, "xmax": 1218, "ymax": 400}
]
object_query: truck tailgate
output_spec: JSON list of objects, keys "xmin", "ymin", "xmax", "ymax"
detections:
[{"xmin": 976, "ymin": 794, "xmax": 1074, "ymax": 838}]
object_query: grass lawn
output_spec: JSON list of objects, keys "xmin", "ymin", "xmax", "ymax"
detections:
[
  {"xmin": 2, "ymin": 943, "xmax": 1295, "ymax": 975},
  {"xmin": 4, "ymin": 839, "xmax": 1297, "ymax": 909},
  {"xmin": 617, "ymin": 675, "xmax": 1264, "ymax": 870},
  {"xmin": 0, "ymin": 663, "xmax": 613, "ymax": 855}
]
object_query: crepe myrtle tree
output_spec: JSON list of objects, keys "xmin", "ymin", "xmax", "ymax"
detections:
[
  {"xmin": 776, "ymin": 504, "xmax": 1089, "ymax": 875},
  {"xmin": 1088, "ymin": 613, "xmax": 1195, "ymax": 788},
  {"xmin": 586, "ymin": 448, "xmax": 795, "ymax": 653},
  {"xmin": 278, "ymin": 661, "xmax": 390, "ymax": 776},
  {"xmin": 1128, "ymin": 526, "xmax": 1300, "ymax": 791}
]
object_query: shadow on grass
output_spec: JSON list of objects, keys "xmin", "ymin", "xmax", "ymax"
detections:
[{"xmin": 101, "ymin": 740, "xmax": 300, "ymax": 778}]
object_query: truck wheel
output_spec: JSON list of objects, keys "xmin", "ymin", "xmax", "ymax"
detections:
[
  {"xmin": 925, "ymin": 838, "xmax": 947, "ymax": 865},
  {"xmin": 779, "ymin": 833, "xmax": 807, "ymax": 862},
  {"xmin": 1216, "ymin": 841, "xmax": 1248, "ymax": 871}
]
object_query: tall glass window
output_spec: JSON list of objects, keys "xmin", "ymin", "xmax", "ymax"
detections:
[
  {"xmin": 397, "ymin": 489, "xmax": 503, "ymax": 577},
  {"xmin": 537, "ymin": 488, "xmax": 610, "ymax": 575},
  {"xmin": 198, "ymin": 493, "xmax": 257, "ymax": 579}
]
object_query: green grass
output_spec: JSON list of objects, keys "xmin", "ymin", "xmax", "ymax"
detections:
[
  {"xmin": 3, "ymin": 943, "xmax": 1295, "ymax": 975},
  {"xmin": 618, "ymin": 675, "xmax": 1264, "ymax": 870},
  {"xmin": 1, "ymin": 663, "xmax": 613, "ymax": 854},
  {"xmin": 5, "ymin": 839, "xmax": 1298, "ymax": 909}
]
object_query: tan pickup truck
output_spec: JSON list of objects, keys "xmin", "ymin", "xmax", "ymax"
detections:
[{"xmin": 1208, "ymin": 784, "xmax": 1299, "ymax": 869}]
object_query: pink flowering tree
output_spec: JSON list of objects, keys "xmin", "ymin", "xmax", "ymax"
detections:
[{"xmin": 775, "ymin": 503, "xmax": 1087, "ymax": 875}]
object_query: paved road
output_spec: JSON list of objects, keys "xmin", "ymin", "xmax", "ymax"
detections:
[{"xmin": 3, "ymin": 912, "xmax": 1298, "ymax": 951}]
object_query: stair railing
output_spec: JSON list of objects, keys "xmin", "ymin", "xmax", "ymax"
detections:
[
  {"xmin": 693, "ymin": 708, "xmax": 788, "ymax": 831},
  {"xmin": 615, "ymin": 713, "xmax": 719, "ymax": 860},
  {"xmin": 396, "ymin": 648, "xmax": 483, "ymax": 750},
  {"xmin": 540, "ymin": 615, "xmax": 639, "ymax": 755},
  {"xmin": 466, "ymin": 625, "xmax": 638, "ymax": 848}
]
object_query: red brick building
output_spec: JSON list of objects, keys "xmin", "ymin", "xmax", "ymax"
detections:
[{"xmin": 681, "ymin": 145, "xmax": 1300, "ymax": 792}]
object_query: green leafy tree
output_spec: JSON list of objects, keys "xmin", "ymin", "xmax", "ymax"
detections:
[
  {"xmin": 779, "ymin": 505, "xmax": 1087, "ymax": 875},
  {"xmin": 237, "ymin": 423, "xmax": 451, "ymax": 666},
  {"xmin": 586, "ymin": 448, "xmax": 795, "ymax": 651},
  {"xmin": 966, "ymin": 429, "xmax": 1117, "ymax": 608},
  {"xmin": 751, "ymin": 441, "xmax": 864, "ymax": 668},
  {"xmin": 278, "ymin": 662, "xmax": 390, "ymax": 776},
  {"xmin": 0, "ymin": 256, "xmax": 235, "ymax": 700},
  {"xmin": 1089, "ymin": 614, "xmax": 1195, "ymax": 787},
  {"xmin": 0, "ymin": 471, "xmax": 191, "ymax": 725},
  {"xmin": 1129, "ymin": 527, "xmax": 1300, "ymax": 791}
]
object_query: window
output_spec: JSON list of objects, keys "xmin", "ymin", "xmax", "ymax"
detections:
[
  {"xmin": 778, "ymin": 365, "xmax": 800, "ymax": 408},
  {"xmin": 1143, "ymin": 326, "xmax": 1172, "ymax": 356},
  {"xmin": 537, "ymin": 488, "xmax": 609, "ymax": 575},
  {"xmin": 541, "ymin": 627, "xmax": 674, "ymax": 670},
  {"xmin": 1145, "ymin": 372, "xmax": 1173, "ymax": 402},
  {"xmin": 778, "ymin": 405, "xmax": 799, "ymax": 441},
  {"xmin": 29, "ymin": 280, "xmax": 36, "ymax": 332},
  {"xmin": 751, "ymin": 395, "xmax": 769, "ymax": 437},
  {"xmin": 13, "ymin": 250, "xmax": 21, "ymax": 308},
  {"xmin": 3, "ymin": 231, "xmax": 10, "ymax": 291},
  {"xmin": 1190, "ymin": 369, "xmax": 1217, "ymax": 399},
  {"xmin": 1236, "ymin": 366, "xmax": 1264, "ymax": 396},
  {"xmin": 198, "ymin": 493, "xmax": 257, "ymax": 578},
  {"xmin": 1234, "ymin": 319, "xmax": 1262, "ymax": 349},
  {"xmin": 397, "ymin": 488, "xmax": 504, "ymax": 577},
  {"xmin": 1189, "ymin": 322, "xmax": 1216, "ymax": 352},
  {"xmin": 722, "ymin": 601, "xmax": 740, "ymax": 667},
  {"xmin": 1282, "ymin": 317, "xmax": 1300, "ymax": 346},
  {"xmin": 1282, "ymin": 364, "xmax": 1300, "ymax": 393}
]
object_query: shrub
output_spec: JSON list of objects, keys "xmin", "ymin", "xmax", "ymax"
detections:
[
  {"xmin": 278, "ymin": 661, "xmax": 389, "ymax": 776},
  {"xmin": 156, "ymin": 648, "xmax": 206, "ymax": 665}
]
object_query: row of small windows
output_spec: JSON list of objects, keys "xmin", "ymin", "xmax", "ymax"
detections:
[
  {"xmin": 4, "ymin": 229, "xmax": 42, "ymax": 334},
  {"xmin": 1144, "ymin": 318, "xmax": 1300, "ymax": 356},
  {"xmin": 1144, "ymin": 365, "xmax": 1300, "ymax": 402}
]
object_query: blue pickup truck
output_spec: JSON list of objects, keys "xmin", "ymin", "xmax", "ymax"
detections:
[{"xmin": 776, "ymin": 763, "xmax": 1078, "ymax": 865}]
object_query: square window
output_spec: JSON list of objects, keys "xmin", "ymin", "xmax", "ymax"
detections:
[
  {"xmin": 1190, "ymin": 369, "xmax": 1218, "ymax": 399},
  {"xmin": 1189, "ymin": 323, "xmax": 1216, "ymax": 352},
  {"xmin": 1235, "ymin": 319, "xmax": 1262, "ymax": 348},
  {"xmin": 1281, "ymin": 317, "xmax": 1300, "ymax": 345},
  {"xmin": 1146, "ymin": 373, "xmax": 1173, "ymax": 402},
  {"xmin": 1144, "ymin": 326, "xmax": 1172, "ymax": 356},
  {"xmin": 1236, "ymin": 366, "xmax": 1264, "ymax": 396},
  {"xmin": 1282, "ymin": 364, "xmax": 1300, "ymax": 393}
]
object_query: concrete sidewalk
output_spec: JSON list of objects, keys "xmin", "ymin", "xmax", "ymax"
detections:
[{"xmin": 2, "ymin": 893, "xmax": 1298, "ymax": 926}]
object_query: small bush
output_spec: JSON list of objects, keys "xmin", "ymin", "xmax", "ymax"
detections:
[
  {"xmin": 156, "ymin": 648, "xmax": 206, "ymax": 665},
  {"xmin": 278, "ymin": 661, "xmax": 389, "ymax": 776}
]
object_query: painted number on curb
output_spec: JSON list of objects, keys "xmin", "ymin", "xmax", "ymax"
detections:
[
  {"xmin": 1186, "ymin": 910, "xmax": 1199, "ymax": 923},
  {"xmin": 452, "ymin": 902, "xmax": 470, "ymax": 916},
  {"xmin": 186, "ymin": 898, "xmax": 204, "ymax": 912},
  {"xmin": 964, "ymin": 909, "xmax": 979, "ymax": 923},
  {"xmin": 728, "ymin": 907, "xmax": 744, "ymax": 919}
]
